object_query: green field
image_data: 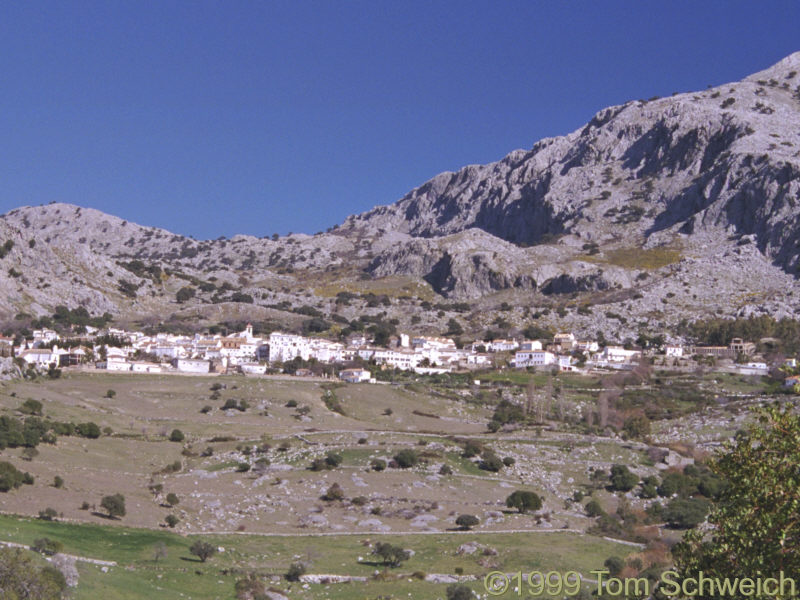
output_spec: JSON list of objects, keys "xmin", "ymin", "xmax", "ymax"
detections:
[{"xmin": 0, "ymin": 513, "xmax": 630, "ymax": 600}]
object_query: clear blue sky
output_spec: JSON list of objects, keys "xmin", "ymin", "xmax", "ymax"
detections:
[{"xmin": 1, "ymin": 1, "xmax": 798, "ymax": 239}]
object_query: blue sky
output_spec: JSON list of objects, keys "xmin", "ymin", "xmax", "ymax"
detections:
[{"xmin": 0, "ymin": 1, "xmax": 798, "ymax": 239}]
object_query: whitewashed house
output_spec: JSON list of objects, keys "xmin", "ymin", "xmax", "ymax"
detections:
[
  {"xmin": 340, "ymin": 368, "xmax": 372, "ymax": 383},
  {"xmin": 174, "ymin": 358, "xmax": 211, "ymax": 373},
  {"xmin": 514, "ymin": 350, "xmax": 556, "ymax": 368},
  {"xmin": 268, "ymin": 332, "xmax": 312, "ymax": 363}
]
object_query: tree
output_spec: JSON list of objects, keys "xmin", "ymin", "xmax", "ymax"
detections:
[
  {"xmin": 608, "ymin": 464, "xmax": 639, "ymax": 492},
  {"xmin": 672, "ymin": 404, "xmax": 800, "ymax": 586},
  {"xmin": 663, "ymin": 497, "xmax": 711, "ymax": 529},
  {"xmin": 189, "ymin": 540, "xmax": 217, "ymax": 563},
  {"xmin": 31, "ymin": 537, "xmax": 63, "ymax": 556},
  {"xmin": 585, "ymin": 499, "xmax": 605, "ymax": 517},
  {"xmin": 455, "ymin": 514, "xmax": 479, "ymax": 530},
  {"xmin": 165, "ymin": 492, "xmax": 179, "ymax": 507},
  {"xmin": 622, "ymin": 413, "xmax": 651, "ymax": 440},
  {"xmin": 76, "ymin": 421, "xmax": 101, "ymax": 438},
  {"xmin": 153, "ymin": 542, "xmax": 168, "ymax": 562},
  {"xmin": 165, "ymin": 514, "xmax": 179, "ymax": 528},
  {"xmin": 169, "ymin": 429, "xmax": 184, "ymax": 442},
  {"xmin": 372, "ymin": 542, "xmax": 410, "ymax": 567},
  {"xmin": 0, "ymin": 461, "xmax": 30, "ymax": 492},
  {"xmin": 604, "ymin": 556, "xmax": 624, "ymax": 576},
  {"xmin": 100, "ymin": 493, "xmax": 126, "ymax": 519},
  {"xmin": 0, "ymin": 546, "xmax": 67, "ymax": 599},
  {"xmin": 322, "ymin": 483, "xmax": 344, "ymax": 501},
  {"xmin": 505, "ymin": 490, "xmax": 542, "ymax": 514},
  {"xmin": 393, "ymin": 449, "xmax": 419, "ymax": 468},
  {"xmin": 447, "ymin": 583, "xmax": 474, "ymax": 600}
]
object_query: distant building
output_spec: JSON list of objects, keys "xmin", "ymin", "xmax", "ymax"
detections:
[
  {"xmin": 664, "ymin": 345, "xmax": 683, "ymax": 358},
  {"xmin": 340, "ymin": 368, "xmax": 372, "ymax": 383},
  {"xmin": 174, "ymin": 358, "xmax": 211, "ymax": 373},
  {"xmin": 239, "ymin": 362, "xmax": 267, "ymax": 375},
  {"xmin": 519, "ymin": 340, "xmax": 543, "ymax": 351},
  {"xmin": 514, "ymin": 350, "xmax": 556, "ymax": 368}
]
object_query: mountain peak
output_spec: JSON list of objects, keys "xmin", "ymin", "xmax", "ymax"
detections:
[{"xmin": 745, "ymin": 51, "xmax": 800, "ymax": 82}]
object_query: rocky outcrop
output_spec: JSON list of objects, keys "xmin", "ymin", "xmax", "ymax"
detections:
[{"xmin": 0, "ymin": 53, "xmax": 799, "ymax": 324}]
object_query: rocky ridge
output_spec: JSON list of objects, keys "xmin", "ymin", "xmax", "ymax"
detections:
[{"xmin": 1, "ymin": 53, "xmax": 799, "ymax": 341}]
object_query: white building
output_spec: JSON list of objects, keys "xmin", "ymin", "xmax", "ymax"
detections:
[
  {"xmin": 131, "ymin": 362, "xmax": 163, "ymax": 373},
  {"xmin": 597, "ymin": 346, "xmax": 642, "ymax": 363},
  {"xmin": 664, "ymin": 345, "xmax": 684, "ymax": 358},
  {"xmin": 239, "ymin": 362, "xmax": 267, "ymax": 375},
  {"xmin": 373, "ymin": 348, "xmax": 422, "ymax": 370},
  {"xmin": 268, "ymin": 332, "xmax": 312, "ymax": 363},
  {"xmin": 340, "ymin": 368, "xmax": 372, "ymax": 383},
  {"xmin": 485, "ymin": 339, "xmax": 519, "ymax": 352},
  {"xmin": 18, "ymin": 347, "xmax": 60, "ymax": 366},
  {"xmin": 32, "ymin": 328, "xmax": 59, "ymax": 346},
  {"xmin": 174, "ymin": 358, "xmax": 211, "ymax": 373},
  {"xmin": 514, "ymin": 350, "xmax": 556, "ymax": 368},
  {"xmin": 519, "ymin": 340, "xmax": 543, "ymax": 351}
]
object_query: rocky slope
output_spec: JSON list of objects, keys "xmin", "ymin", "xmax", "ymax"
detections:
[{"xmin": 1, "ymin": 53, "xmax": 799, "ymax": 340}]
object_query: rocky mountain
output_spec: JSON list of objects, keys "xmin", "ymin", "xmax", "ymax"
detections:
[{"xmin": 1, "ymin": 53, "xmax": 799, "ymax": 341}]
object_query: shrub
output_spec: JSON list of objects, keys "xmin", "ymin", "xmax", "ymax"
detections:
[
  {"xmin": 505, "ymin": 490, "xmax": 542, "ymax": 514},
  {"xmin": 105, "ymin": 389, "xmax": 116, "ymax": 399},
  {"xmin": 169, "ymin": 429, "xmax": 185, "ymax": 442},
  {"xmin": 609, "ymin": 464, "xmax": 639, "ymax": 492},
  {"xmin": 447, "ymin": 583, "xmax": 474, "ymax": 600},
  {"xmin": 100, "ymin": 493, "xmax": 126, "ymax": 519},
  {"xmin": 19, "ymin": 399, "xmax": 43, "ymax": 416},
  {"xmin": 286, "ymin": 562, "xmax": 306, "ymax": 582},
  {"xmin": 372, "ymin": 542, "xmax": 410, "ymax": 567},
  {"xmin": 393, "ymin": 449, "xmax": 419, "ymax": 468},
  {"xmin": 479, "ymin": 451, "xmax": 504, "ymax": 472},
  {"xmin": 461, "ymin": 440, "xmax": 482, "ymax": 458},
  {"xmin": 585, "ymin": 499, "xmax": 605, "ymax": 517},
  {"xmin": 165, "ymin": 514, "xmax": 179, "ymax": 528},
  {"xmin": 189, "ymin": 540, "xmax": 217, "ymax": 562},
  {"xmin": 0, "ymin": 462, "xmax": 30, "ymax": 492},
  {"xmin": 38, "ymin": 508, "xmax": 58, "ymax": 521},
  {"xmin": 31, "ymin": 537, "xmax": 63, "ymax": 556},
  {"xmin": 455, "ymin": 514, "xmax": 479, "ymax": 530},
  {"xmin": 324, "ymin": 451, "xmax": 343, "ymax": 468},
  {"xmin": 236, "ymin": 462, "xmax": 251, "ymax": 472},
  {"xmin": 165, "ymin": 493, "xmax": 179, "ymax": 506},
  {"xmin": 53, "ymin": 476, "xmax": 64, "ymax": 489},
  {"xmin": 604, "ymin": 556, "xmax": 625, "ymax": 576},
  {"xmin": 439, "ymin": 464, "xmax": 453, "ymax": 475},
  {"xmin": 176, "ymin": 286, "xmax": 196, "ymax": 303},
  {"xmin": 371, "ymin": 459, "xmax": 386, "ymax": 472},
  {"xmin": 76, "ymin": 422, "xmax": 101, "ymax": 438},
  {"xmin": 322, "ymin": 483, "xmax": 344, "ymax": 501}
]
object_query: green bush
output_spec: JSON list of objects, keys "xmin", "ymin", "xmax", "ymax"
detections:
[
  {"xmin": 505, "ymin": 490, "xmax": 542, "ymax": 514},
  {"xmin": 609, "ymin": 464, "xmax": 639, "ymax": 492},
  {"xmin": 393, "ymin": 449, "xmax": 419, "ymax": 468}
]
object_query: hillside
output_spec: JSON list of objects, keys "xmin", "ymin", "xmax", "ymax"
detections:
[{"xmin": 1, "ymin": 53, "xmax": 799, "ymax": 340}]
